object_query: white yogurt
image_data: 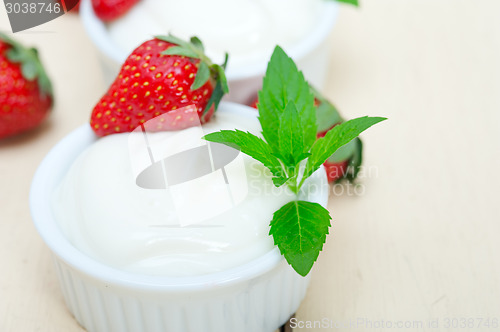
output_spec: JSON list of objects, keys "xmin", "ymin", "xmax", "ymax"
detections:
[
  {"xmin": 52, "ymin": 111, "xmax": 323, "ymax": 277},
  {"xmin": 108, "ymin": 0, "xmax": 324, "ymax": 68}
]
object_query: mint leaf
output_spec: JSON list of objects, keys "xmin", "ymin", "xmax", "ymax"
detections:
[
  {"xmin": 303, "ymin": 116, "xmax": 386, "ymax": 180},
  {"xmin": 202, "ymin": 42, "xmax": 385, "ymax": 277},
  {"xmin": 270, "ymin": 200, "xmax": 331, "ymax": 276},
  {"xmin": 204, "ymin": 130, "xmax": 287, "ymax": 185},
  {"xmin": 258, "ymin": 46, "xmax": 316, "ymax": 156},
  {"xmin": 278, "ymin": 102, "xmax": 307, "ymax": 165}
]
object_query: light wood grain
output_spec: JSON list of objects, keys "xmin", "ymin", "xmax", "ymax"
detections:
[{"xmin": 1, "ymin": 1, "xmax": 500, "ymax": 331}]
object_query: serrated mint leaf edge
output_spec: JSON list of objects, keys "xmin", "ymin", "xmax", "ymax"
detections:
[
  {"xmin": 258, "ymin": 46, "xmax": 316, "ymax": 156},
  {"xmin": 303, "ymin": 116, "xmax": 386, "ymax": 182},
  {"xmin": 269, "ymin": 200, "xmax": 331, "ymax": 277}
]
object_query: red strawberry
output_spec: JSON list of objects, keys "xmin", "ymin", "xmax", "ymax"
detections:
[
  {"xmin": 323, "ymin": 159, "xmax": 350, "ymax": 182},
  {"xmin": 0, "ymin": 33, "xmax": 53, "ymax": 139},
  {"xmin": 90, "ymin": 35, "xmax": 228, "ymax": 137},
  {"xmin": 61, "ymin": 0, "xmax": 80, "ymax": 12},
  {"xmin": 70, "ymin": 2, "xmax": 80, "ymax": 12},
  {"xmin": 249, "ymin": 87, "xmax": 363, "ymax": 183},
  {"xmin": 249, "ymin": 97, "xmax": 258, "ymax": 109},
  {"xmin": 92, "ymin": 0, "xmax": 140, "ymax": 22}
]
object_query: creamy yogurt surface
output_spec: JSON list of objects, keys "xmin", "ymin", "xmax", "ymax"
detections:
[
  {"xmin": 108, "ymin": 0, "xmax": 324, "ymax": 69},
  {"xmin": 52, "ymin": 110, "xmax": 324, "ymax": 277}
]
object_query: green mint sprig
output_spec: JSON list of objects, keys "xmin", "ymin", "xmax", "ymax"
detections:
[{"xmin": 204, "ymin": 46, "xmax": 385, "ymax": 276}]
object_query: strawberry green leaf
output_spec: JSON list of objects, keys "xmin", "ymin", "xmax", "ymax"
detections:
[
  {"xmin": 156, "ymin": 34, "xmax": 229, "ymax": 107},
  {"xmin": 221, "ymin": 52, "xmax": 229, "ymax": 69},
  {"xmin": 5, "ymin": 48, "xmax": 24, "ymax": 62},
  {"xmin": 190, "ymin": 36, "xmax": 205, "ymax": 52},
  {"xmin": 21, "ymin": 59, "xmax": 38, "ymax": 80},
  {"xmin": 258, "ymin": 46, "xmax": 316, "ymax": 157},
  {"xmin": 316, "ymin": 101, "xmax": 343, "ymax": 134},
  {"xmin": 345, "ymin": 138, "xmax": 363, "ymax": 182},
  {"xmin": 204, "ymin": 130, "xmax": 287, "ymax": 186},
  {"xmin": 155, "ymin": 34, "xmax": 190, "ymax": 48},
  {"xmin": 303, "ymin": 116, "xmax": 386, "ymax": 181},
  {"xmin": 311, "ymin": 85, "xmax": 344, "ymax": 133},
  {"xmin": 203, "ymin": 78, "xmax": 224, "ymax": 116},
  {"xmin": 0, "ymin": 32, "xmax": 17, "ymax": 46},
  {"xmin": 0, "ymin": 33, "xmax": 52, "ymax": 97},
  {"xmin": 270, "ymin": 200, "xmax": 331, "ymax": 276},
  {"xmin": 215, "ymin": 53, "xmax": 230, "ymax": 94},
  {"xmin": 215, "ymin": 64, "xmax": 229, "ymax": 93},
  {"xmin": 161, "ymin": 46, "xmax": 199, "ymax": 59},
  {"xmin": 191, "ymin": 61, "xmax": 210, "ymax": 90},
  {"xmin": 279, "ymin": 102, "xmax": 305, "ymax": 165},
  {"xmin": 202, "ymin": 63, "xmax": 229, "ymax": 112}
]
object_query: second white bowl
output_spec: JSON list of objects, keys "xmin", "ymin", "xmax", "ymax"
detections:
[{"xmin": 80, "ymin": 0, "xmax": 339, "ymax": 104}]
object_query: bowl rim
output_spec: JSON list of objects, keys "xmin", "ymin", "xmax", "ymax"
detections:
[
  {"xmin": 79, "ymin": 0, "xmax": 339, "ymax": 81},
  {"xmin": 30, "ymin": 102, "xmax": 328, "ymax": 292}
]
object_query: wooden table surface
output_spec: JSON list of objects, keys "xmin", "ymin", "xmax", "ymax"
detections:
[{"xmin": 1, "ymin": 1, "xmax": 499, "ymax": 331}]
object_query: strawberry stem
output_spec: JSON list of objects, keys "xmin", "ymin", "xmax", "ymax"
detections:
[
  {"xmin": 0, "ymin": 32, "xmax": 53, "ymax": 97},
  {"xmin": 156, "ymin": 34, "xmax": 229, "ymax": 93}
]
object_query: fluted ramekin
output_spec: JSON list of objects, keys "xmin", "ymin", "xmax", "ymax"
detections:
[
  {"xmin": 30, "ymin": 102, "xmax": 329, "ymax": 332},
  {"xmin": 79, "ymin": 0, "xmax": 339, "ymax": 104}
]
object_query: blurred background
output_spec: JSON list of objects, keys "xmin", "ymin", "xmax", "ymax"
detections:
[{"xmin": 1, "ymin": 0, "xmax": 499, "ymax": 331}]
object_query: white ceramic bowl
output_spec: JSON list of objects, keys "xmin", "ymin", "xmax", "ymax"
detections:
[
  {"xmin": 30, "ymin": 103, "xmax": 329, "ymax": 332},
  {"xmin": 80, "ymin": 0, "xmax": 339, "ymax": 104}
]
